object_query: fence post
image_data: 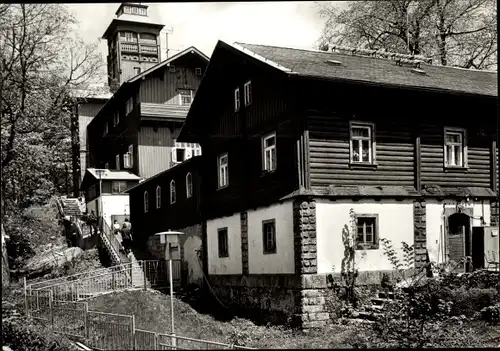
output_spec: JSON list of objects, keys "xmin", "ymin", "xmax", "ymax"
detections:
[
  {"xmin": 84, "ymin": 302, "xmax": 89, "ymax": 341},
  {"xmin": 49, "ymin": 290, "xmax": 54, "ymax": 329},
  {"xmin": 143, "ymin": 261, "xmax": 147, "ymax": 291},
  {"xmin": 153, "ymin": 332, "xmax": 158, "ymax": 350},
  {"xmin": 24, "ymin": 277, "xmax": 29, "ymax": 318},
  {"xmin": 169, "ymin": 259, "xmax": 176, "ymax": 349},
  {"xmin": 131, "ymin": 314, "xmax": 136, "ymax": 350},
  {"xmin": 112, "ymin": 272, "xmax": 116, "ymax": 291}
]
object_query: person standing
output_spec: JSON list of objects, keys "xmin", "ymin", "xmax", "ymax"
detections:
[{"xmin": 121, "ymin": 218, "xmax": 132, "ymax": 254}]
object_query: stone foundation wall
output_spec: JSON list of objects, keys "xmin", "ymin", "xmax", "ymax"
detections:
[
  {"xmin": 208, "ymin": 274, "xmax": 300, "ymax": 325},
  {"xmin": 413, "ymin": 200, "xmax": 427, "ymax": 268},
  {"xmin": 491, "ymin": 201, "xmax": 499, "ymax": 227}
]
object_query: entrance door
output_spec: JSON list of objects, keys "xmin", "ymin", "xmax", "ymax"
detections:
[{"xmin": 447, "ymin": 213, "xmax": 471, "ymax": 273}]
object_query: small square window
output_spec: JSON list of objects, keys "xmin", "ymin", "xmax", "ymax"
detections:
[
  {"xmin": 111, "ymin": 181, "xmax": 127, "ymax": 194},
  {"xmin": 133, "ymin": 67, "xmax": 141, "ymax": 75},
  {"xmin": 195, "ymin": 67, "xmax": 202, "ymax": 75},
  {"xmin": 350, "ymin": 122, "xmax": 375, "ymax": 164},
  {"xmin": 262, "ymin": 219, "xmax": 277, "ymax": 254},
  {"xmin": 218, "ymin": 227, "xmax": 229, "ymax": 258},
  {"xmin": 176, "ymin": 148, "xmax": 185, "ymax": 163},
  {"xmin": 444, "ymin": 127, "xmax": 467, "ymax": 168},
  {"xmin": 355, "ymin": 214, "xmax": 379, "ymax": 250}
]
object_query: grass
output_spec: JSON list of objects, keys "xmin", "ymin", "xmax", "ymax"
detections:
[{"xmin": 87, "ymin": 289, "xmax": 359, "ymax": 349}]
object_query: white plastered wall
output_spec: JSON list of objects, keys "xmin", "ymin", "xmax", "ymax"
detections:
[
  {"xmin": 207, "ymin": 213, "xmax": 242, "ymax": 275},
  {"xmin": 316, "ymin": 199, "xmax": 414, "ymax": 273}
]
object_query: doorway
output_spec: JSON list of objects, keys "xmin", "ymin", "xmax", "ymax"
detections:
[{"xmin": 447, "ymin": 212, "xmax": 471, "ymax": 272}]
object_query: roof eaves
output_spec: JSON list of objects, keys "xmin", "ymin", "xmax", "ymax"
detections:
[
  {"xmin": 228, "ymin": 42, "xmax": 293, "ymax": 73},
  {"xmin": 294, "ymin": 73, "xmax": 497, "ymax": 98}
]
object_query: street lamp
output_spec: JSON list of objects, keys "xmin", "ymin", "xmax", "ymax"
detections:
[{"xmin": 95, "ymin": 168, "xmax": 106, "ymax": 232}]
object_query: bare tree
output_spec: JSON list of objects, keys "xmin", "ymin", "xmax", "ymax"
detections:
[
  {"xmin": 316, "ymin": 0, "xmax": 497, "ymax": 70},
  {"xmin": 0, "ymin": 4, "xmax": 104, "ymax": 216}
]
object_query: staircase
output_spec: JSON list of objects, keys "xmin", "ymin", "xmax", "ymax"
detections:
[
  {"xmin": 60, "ymin": 197, "xmax": 83, "ymax": 217},
  {"xmin": 351, "ymin": 290, "xmax": 401, "ymax": 322}
]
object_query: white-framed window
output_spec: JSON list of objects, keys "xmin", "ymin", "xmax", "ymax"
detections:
[
  {"xmin": 125, "ymin": 98, "xmax": 134, "ymax": 115},
  {"xmin": 195, "ymin": 67, "xmax": 202, "ymax": 76},
  {"xmin": 170, "ymin": 180, "xmax": 176, "ymax": 204},
  {"xmin": 179, "ymin": 89, "xmax": 193, "ymax": 105},
  {"xmin": 218, "ymin": 153, "xmax": 229, "ymax": 189},
  {"xmin": 156, "ymin": 186, "xmax": 161, "ymax": 209},
  {"xmin": 194, "ymin": 146, "xmax": 202, "ymax": 156},
  {"xmin": 355, "ymin": 214, "xmax": 379, "ymax": 250},
  {"xmin": 262, "ymin": 132, "xmax": 277, "ymax": 172},
  {"xmin": 244, "ymin": 80, "xmax": 252, "ymax": 106},
  {"xmin": 444, "ymin": 127, "xmax": 467, "ymax": 168},
  {"xmin": 124, "ymin": 144, "xmax": 133, "ymax": 168},
  {"xmin": 262, "ymin": 219, "xmax": 277, "ymax": 254},
  {"xmin": 111, "ymin": 181, "xmax": 127, "ymax": 194},
  {"xmin": 122, "ymin": 31, "xmax": 138, "ymax": 42},
  {"xmin": 350, "ymin": 122, "xmax": 376, "ymax": 164},
  {"xmin": 115, "ymin": 154, "xmax": 120, "ymax": 170},
  {"xmin": 133, "ymin": 67, "xmax": 141, "ymax": 75},
  {"xmin": 234, "ymin": 88, "xmax": 240, "ymax": 112},
  {"xmin": 186, "ymin": 172, "xmax": 193, "ymax": 199},
  {"xmin": 144, "ymin": 191, "xmax": 149, "ymax": 213}
]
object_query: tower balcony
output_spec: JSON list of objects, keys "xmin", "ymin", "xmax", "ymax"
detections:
[
  {"xmin": 139, "ymin": 44, "xmax": 158, "ymax": 55},
  {"xmin": 121, "ymin": 43, "xmax": 139, "ymax": 53}
]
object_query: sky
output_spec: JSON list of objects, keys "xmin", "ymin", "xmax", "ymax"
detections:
[{"xmin": 67, "ymin": 2, "xmax": 332, "ymax": 70}]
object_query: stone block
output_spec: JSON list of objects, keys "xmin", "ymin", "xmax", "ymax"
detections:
[
  {"xmin": 300, "ymin": 202, "xmax": 309, "ymax": 209},
  {"xmin": 310, "ymin": 312, "xmax": 330, "ymax": 321},
  {"xmin": 304, "ymin": 296, "xmax": 326, "ymax": 306},
  {"xmin": 302, "ymin": 304, "xmax": 324, "ymax": 313},
  {"xmin": 301, "ymin": 274, "xmax": 327, "ymax": 289},
  {"xmin": 301, "ymin": 289, "xmax": 322, "ymax": 298}
]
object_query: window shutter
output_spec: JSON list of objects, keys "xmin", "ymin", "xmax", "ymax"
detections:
[
  {"xmin": 171, "ymin": 147, "xmax": 177, "ymax": 163},
  {"xmin": 185, "ymin": 148, "xmax": 193, "ymax": 160}
]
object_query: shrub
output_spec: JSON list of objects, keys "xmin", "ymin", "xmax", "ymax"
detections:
[
  {"xmin": 2, "ymin": 319, "xmax": 78, "ymax": 351},
  {"xmin": 480, "ymin": 303, "xmax": 500, "ymax": 324}
]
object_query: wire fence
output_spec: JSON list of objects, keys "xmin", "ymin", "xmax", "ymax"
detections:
[{"xmin": 24, "ymin": 291, "xmax": 254, "ymax": 350}]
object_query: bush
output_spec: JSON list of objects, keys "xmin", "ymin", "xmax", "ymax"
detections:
[
  {"xmin": 2, "ymin": 319, "xmax": 78, "ymax": 351},
  {"xmin": 480, "ymin": 303, "xmax": 500, "ymax": 324}
]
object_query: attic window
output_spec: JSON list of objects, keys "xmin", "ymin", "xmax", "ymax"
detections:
[
  {"xmin": 325, "ymin": 60, "xmax": 342, "ymax": 66},
  {"xmin": 410, "ymin": 68, "xmax": 426, "ymax": 75}
]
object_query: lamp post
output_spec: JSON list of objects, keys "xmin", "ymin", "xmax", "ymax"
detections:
[{"xmin": 95, "ymin": 169, "xmax": 106, "ymax": 233}]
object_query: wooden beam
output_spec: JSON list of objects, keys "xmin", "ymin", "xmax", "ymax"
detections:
[
  {"xmin": 492, "ymin": 139, "xmax": 498, "ymax": 193},
  {"xmin": 303, "ymin": 129, "xmax": 311, "ymax": 190},
  {"xmin": 415, "ymin": 132, "xmax": 422, "ymax": 192}
]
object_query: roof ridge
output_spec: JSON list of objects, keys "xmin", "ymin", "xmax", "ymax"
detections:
[{"xmin": 236, "ymin": 42, "xmax": 497, "ymax": 74}]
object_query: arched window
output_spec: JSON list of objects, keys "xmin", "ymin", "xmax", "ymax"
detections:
[
  {"xmin": 170, "ymin": 180, "xmax": 176, "ymax": 204},
  {"xmin": 156, "ymin": 186, "xmax": 161, "ymax": 209},
  {"xmin": 144, "ymin": 191, "xmax": 149, "ymax": 213},
  {"xmin": 186, "ymin": 173, "xmax": 193, "ymax": 199}
]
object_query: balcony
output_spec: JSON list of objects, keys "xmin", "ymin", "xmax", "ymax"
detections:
[
  {"xmin": 121, "ymin": 43, "xmax": 139, "ymax": 53},
  {"xmin": 139, "ymin": 45, "xmax": 158, "ymax": 55}
]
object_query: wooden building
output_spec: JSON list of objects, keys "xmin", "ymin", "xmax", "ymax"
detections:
[
  {"xmin": 168, "ymin": 41, "xmax": 498, "ymax": 328},
  {"xmin": 126, "ymin": 156, "xmax": 203, "ymax": 286},
  {"xmin": 86, "ymin": 46, "xmax": 208, "ymax": 181}
]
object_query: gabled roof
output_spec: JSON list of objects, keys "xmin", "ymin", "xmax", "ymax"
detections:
[
  {"xmin": 80, "ymin": 168, "xmax": 141, "ymax": 190},
  {"xmin": 235, "ymin": 42, "xmax": 498, "ymax": 97},
  {"xmin": 128, "ymin": 46, "xmax": 210, "ymax": 83}
]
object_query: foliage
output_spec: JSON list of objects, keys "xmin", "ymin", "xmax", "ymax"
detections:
[
  {"xmin": 480, "ymin": 303, "xmax": 500, "ymax": 324},
  {"xmin": 380, "ymin": 273, "xmax": 395, "ymax": 292},
  {"xmin": 2, "ymin": 319, "xmax": 78, "ymax": 351},
  {"xmin": 0, "ymin": 4, "xmax": 105, "ymax": 222},
  {"xmin": 316, "ymin": 0, "xmax": 497, "ymax": 70}
]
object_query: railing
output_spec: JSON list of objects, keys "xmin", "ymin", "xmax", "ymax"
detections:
[
  {"xmin": 24, "ymin": 259, "xmax": 252, "ymax": 350},
  {"xmin": 100, "ymin": 217, "xmax": 128, "ymax": 262},
  {"xmin": 27, "ymin": 260, "xmax": 183, "ymax": 301},
  {"xmin": 121, "ymin": 43, "xmax": 139, "ymax": 52},
  {"xmin": 140, "ymin": 45, "xmax": 158, "ymax": 54}
]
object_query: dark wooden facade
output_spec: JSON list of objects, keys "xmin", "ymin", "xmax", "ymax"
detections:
[
  {"xmin": 127, "ymin": 156, "xmax": 203, "ymax": 244},
  {"xmin": 178, "ymin": 41, "xmax": 498, "ymax": 224}
]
